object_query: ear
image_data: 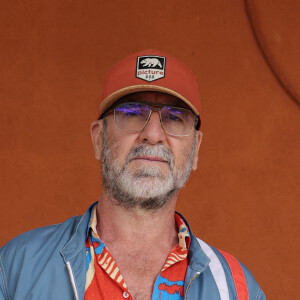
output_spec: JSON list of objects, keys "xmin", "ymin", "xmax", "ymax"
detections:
[
  {"xmin": 90, "ymin": 120, "xmax": 103, "ymax": 160},
  {"xmin": 192, "ymin": 130, "xmax": 203, "ymax": 170}
]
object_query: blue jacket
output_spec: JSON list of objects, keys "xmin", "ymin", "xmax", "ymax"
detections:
[{"xmin": 0, "ymin": 203, "xmax": 265, "ymax": 300}]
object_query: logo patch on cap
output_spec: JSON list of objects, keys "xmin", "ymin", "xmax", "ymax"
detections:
[{"xmin": 136, "ymin": 55, "xmax": 166, "ymax": 82}]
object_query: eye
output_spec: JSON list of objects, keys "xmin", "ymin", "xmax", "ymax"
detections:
[
  {"xmin": 166, "ymin": 108, "xmax": 186, "ymax": 122},
  {"xmin": 169, "ymin": 113, "xmax": 183, "ymax": 122}
]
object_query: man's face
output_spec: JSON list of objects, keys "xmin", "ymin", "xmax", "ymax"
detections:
[{"xmin": 91, "ymin": 92, "xmax": 202, "ymax": 211}]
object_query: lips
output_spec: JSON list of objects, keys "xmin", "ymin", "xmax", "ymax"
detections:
[
  {"xmin": 133, "ymin": 156, "xmax": 168, "ymax": 163},
  {"xmin": 126, "ymin": 144, "xmax": 173, "ymax": 167}
]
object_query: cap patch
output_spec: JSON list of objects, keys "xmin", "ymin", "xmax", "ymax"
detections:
[{"xmin": 136, "ymin": 55, "xmax": 166, "ymax": 82}]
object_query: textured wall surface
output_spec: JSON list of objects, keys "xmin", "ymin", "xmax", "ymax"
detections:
[{"xmin": 1, "ymin": 1, "xmax": 299, "ymax": 299}]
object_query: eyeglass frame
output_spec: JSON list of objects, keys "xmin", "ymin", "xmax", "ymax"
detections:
[{"xmin": 99, "ymin": 101, "xmax": 201, "ymax": 137}]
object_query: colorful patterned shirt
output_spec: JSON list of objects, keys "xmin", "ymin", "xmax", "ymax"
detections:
[{"xmin": 84, "ymin": 204, "xmax": 191, "ymax": 300}]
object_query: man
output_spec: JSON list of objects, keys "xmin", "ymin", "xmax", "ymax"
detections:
[{"xmin": 0, "ymin": 49, "xmax": 265, "ymax": 299}]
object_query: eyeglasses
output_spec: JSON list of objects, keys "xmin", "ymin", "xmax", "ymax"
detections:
[{"xmin": 100, "ymin": 102, "xmax": 201, "ymax": 136}]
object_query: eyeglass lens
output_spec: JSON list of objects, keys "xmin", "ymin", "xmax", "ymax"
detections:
[{"xmin": 114, "ymin": 102, "xmax": 195, "ymax": 136}]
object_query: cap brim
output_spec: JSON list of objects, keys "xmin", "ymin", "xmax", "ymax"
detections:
[{"xmin": 99, "ymin": 85, "xmax": 199, "ymax": 116}]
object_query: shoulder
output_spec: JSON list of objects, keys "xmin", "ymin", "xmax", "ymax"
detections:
[
  {"xmin": 0, "ymin": 201, "xmax": 97, "ymax": 257},
  {"xmin": 0, "ymin": 215, "xmax": 83, "ymax": 299},
  {"xmin": 195, "ymin": 237, "xmax": 266, "ymax": 300},
  {"xmin": 176, "ymin": 212, "xmax": 265, "ymax": 299},
  {"xmin": 0, "ymin": 215, "xmax": 83, "ymax": 277},
  {"xmin": 0, "ymin": 202, "xmax": 95, "ymax": 266},
  {"xmin": 1, "ymin": 215, "xmax": 81, "ymax": 256},
  {"xmin": 0, "ymin": 202, "xmax": 97, "ymax": 299}
]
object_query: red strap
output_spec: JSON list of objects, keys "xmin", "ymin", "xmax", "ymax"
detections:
[{"xmin": 218, "ymin": 250, "xmax": 249, "ymax": 300}]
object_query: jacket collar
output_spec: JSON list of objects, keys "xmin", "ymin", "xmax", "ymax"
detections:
[
  {"xmin": 60, "ymin": 204, "xmax": 210, "ymax": 272},
  {"xmin": 59, "ymin": 203, "xmax": 210, "ymax": 300},
  {"xmin": 176, "ymin": 211, "xmax": 210, "ymax": 273},
  {"xmin": 60, "ymin": 202, "xmax": 96, "ymax": 263}
]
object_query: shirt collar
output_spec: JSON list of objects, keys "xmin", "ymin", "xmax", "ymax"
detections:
[
  {"xmin": 87, "ymin": 203, "xmax": 100, "ymax": 240},
  {"xmin": 87, "ymin": 203, "xmax": 191, "ymax": 251}
]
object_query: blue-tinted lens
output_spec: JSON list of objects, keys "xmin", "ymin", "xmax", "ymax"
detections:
[
  {"xmin": 116, "ymin": 103, "xmax": 143, "ymax": 116},
  {"xmin": 115, "ymin": 103, "xmax": 150, "ymax": 131},
  {"xmin": 161, "ymin": 106, "xmax": 194, "ymax": 135}
]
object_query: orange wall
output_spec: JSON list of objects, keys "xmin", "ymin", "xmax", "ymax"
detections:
[{"xmin": 1, "ymin": 1, "xmax": 299, "ymax": 299}]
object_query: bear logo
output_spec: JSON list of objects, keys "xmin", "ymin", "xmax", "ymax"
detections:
[
  {"xmin": 140, "ymin": 58, "xmax": 162, "ymax": 68},
  {"xmin": 136, "ymin": 55, "xmax": 166, "ymax": 82}
]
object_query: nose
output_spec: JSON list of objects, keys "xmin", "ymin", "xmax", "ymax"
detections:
[{"xmin": 138, "ymin": 111, "xmax": 167, "ymax": 145}]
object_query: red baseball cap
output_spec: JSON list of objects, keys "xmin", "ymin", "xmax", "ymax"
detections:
[{"xmin": 99, "ymin": 49, "xmax": 201, "ymax": 118}]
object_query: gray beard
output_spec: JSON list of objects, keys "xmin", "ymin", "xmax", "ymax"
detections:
[{"xmin": 101, "ymin": 126, "xmax": 196, "ymax": 211}]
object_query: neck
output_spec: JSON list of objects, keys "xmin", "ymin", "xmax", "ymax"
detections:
[{"xmin": 96, "ymin": 191, "xmax": 178, "ymax": 250}]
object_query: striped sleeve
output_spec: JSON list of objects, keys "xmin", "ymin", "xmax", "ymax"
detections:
[
  {"xmin": 197, "ymin": 238, "xmax": 264, "ymax": 300},
  {"xmin": 197, "ymin": 239, "xmax": 230, "ymax": 300},
  {"xmin": 218, "ymin": 250, "xmax": 249, "ymax": 300}
]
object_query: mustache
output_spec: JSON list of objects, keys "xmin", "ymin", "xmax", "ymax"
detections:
[{"xmin": 126, "ymin": 144, "xmax": 174, "ymax": 166}]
